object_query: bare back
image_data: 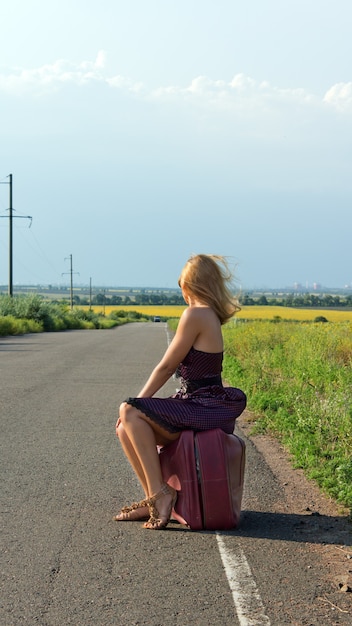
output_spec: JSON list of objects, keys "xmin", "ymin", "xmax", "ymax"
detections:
[{"xmin": 187, "ymin": 306, "xmax": 223, "ymax": 353}]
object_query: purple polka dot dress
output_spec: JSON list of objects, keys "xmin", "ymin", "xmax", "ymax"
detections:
[{"xmin": 126, "ymin": 347, "xmax": 246, "ymax": 434}]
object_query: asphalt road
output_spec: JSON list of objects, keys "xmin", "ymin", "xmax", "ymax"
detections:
[{"xmin": 1, "ymin": 323, "xmax": 351, "ymax": 626}]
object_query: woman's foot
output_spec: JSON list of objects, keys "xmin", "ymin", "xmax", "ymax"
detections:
[
  {"xmin": 144, "ymin": 483, "xmax": 177, "ymax": 530},
  {"xmin": 114, "ymin": 499, "xmax": 150, "ymax": 521}
]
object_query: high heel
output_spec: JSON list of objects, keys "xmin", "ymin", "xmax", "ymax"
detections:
[
  {"xmin": 143, "ymin": 482, "xmax": 177, "ymax": 530},
  {"xmin": 113, "ymin": 498, "xmax": 150, "ymax": 521}
]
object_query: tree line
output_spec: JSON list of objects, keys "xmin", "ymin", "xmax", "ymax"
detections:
[
  {"xmin": 70, "ymin": 292, "xmax": 352, "ymax": 308},
  {"xmin": 241, "ymin": 293, "xmax": 352, "ymax": 308}
]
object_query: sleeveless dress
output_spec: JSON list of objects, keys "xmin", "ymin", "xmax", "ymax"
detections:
[{"xmin": 125, "ymin": 346, "xmax": 246, "ymax": 434}]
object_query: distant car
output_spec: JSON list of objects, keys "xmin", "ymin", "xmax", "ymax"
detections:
[{"xmin": 153, "ymin": 316, "xmax": 161, "ymax": 322}]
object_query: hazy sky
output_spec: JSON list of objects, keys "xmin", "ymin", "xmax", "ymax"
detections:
[{"xmin": 1, "ymin": 0, "xmax": 351, "ymax": 290}]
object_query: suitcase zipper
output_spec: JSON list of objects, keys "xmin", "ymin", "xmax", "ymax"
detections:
[{"xmin": 194, "ymin": 438, "xmax": 206, "ymax": 527}]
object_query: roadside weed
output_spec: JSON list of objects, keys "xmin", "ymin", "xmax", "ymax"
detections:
[{"xmin": 223, "ymin": 321, "xmax": 352, "ymax": 511}]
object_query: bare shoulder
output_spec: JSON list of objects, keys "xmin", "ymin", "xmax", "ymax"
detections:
[
  {"xmin": 182, "ymin": 306, "xmax": 217, "ymax": 321},
  {"xmin": 178, "ymin": 306, "xmax": 218, "ymax": 336},
  {"xmin": 179, "ymin": 307, "xmax": 211, "ymax": 331},
  {"xmin": 178, "ymin": 306, "xmax": 203, "ymax": 330}
]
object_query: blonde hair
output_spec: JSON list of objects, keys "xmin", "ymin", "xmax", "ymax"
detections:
[{"xmin": 178, "ymin": 254, "xmax": 240, "ymax": 324}]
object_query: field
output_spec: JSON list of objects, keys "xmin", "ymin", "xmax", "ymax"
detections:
[
  {"xmin": 236, "ymin": 306, "xmax": 352, "ymax": 322},
  {"xmin": 82, "ymin": 305, "xmax": 186, "ymax": 318},
  {"xmin": 83, "ymin": 304, "xmax": 352, "ymax": 322},
  {"xmin": 222, "ymin": 319, "xmax": 352, "ymax": 510}
]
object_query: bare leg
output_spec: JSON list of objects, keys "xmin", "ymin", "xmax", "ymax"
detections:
[
  {"xmin": 114, "ymin": 422, "xmax": 150, "ymax": 521},
  {"xmin": 118, "ymin": 402, "xmax": 179, "ymax": 529},
  {"xmin": 116, "ymin": 422, "xmax": 148, "ymax": 494}
]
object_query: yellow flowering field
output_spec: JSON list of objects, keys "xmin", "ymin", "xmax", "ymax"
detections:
[
  {"xmin": 237, "ymin": 306, "xmax": 352, "ymax": 322},
  {"xmin": 82, "ymin": 305, "xmax": 187, "ymax": 318},
  {"xmin": 81, "ymin": 304, "xmax": 352, "ymax": 322}
]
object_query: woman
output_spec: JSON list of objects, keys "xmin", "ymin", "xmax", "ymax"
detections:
[{"xmin": 115, "ymin": 254, "xmax": 246, "ymax": 530}]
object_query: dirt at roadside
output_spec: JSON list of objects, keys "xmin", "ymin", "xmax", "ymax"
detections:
[{"xmin": 238, "ymin": 411, "xmax": 352, "ymax": 618}]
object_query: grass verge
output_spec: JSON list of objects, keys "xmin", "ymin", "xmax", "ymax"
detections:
[
  {"xmin": 222, "ymin": 320, "xmax": 352, "ymax": 513},
  {"xmin": 0, "ymin": 295, "xmax": 147, "ymax": 335}
]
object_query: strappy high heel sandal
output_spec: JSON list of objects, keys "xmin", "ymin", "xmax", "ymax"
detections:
[
  {"xmin": 113, "ymin": 498, "xmax": 150, "ymax": 521},
  {"xmin": 143, "ymin": 482, "xmax": 177, "ymax": 530}
]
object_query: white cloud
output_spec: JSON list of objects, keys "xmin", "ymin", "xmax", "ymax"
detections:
[
  {"xmin": 324, "ymin": 82, "xmax": 352, "ymax": 111},
  {"xmin": 187, "ymin": 75, "xmax": 227, "ymax": 94},
  {"xmin": 0, "ymin": 52, "xmax": 351, "ymax": 116},
  {"xmin": 229, "ymin": 73, "xmax": 257, "ymax": 91},
  {"xmin": 150, "ymin": 73, "xmax": 317, "ymax": 108},
  {"xmin": 94, "ymin": 50, "xmax": 107, "ymax": 69},
  {"xmin": 0, "ymin": 51, "xmax": 147, "ymax": 96},
  {"xmin": 106, "ymin": 75, "xmax": 145, "ymax": 93},
  {"xmin": 0, "ymin": 51, "xmax": 108, "ymax": 94}
]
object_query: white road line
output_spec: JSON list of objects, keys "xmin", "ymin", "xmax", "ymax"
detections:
[
  {"xmin": 164, "ymin": 322, "xmax": 173, "ymax": 347},
  {"xmin": 216, "ymin": 534, "xmax": 271, "ymax": 626}
]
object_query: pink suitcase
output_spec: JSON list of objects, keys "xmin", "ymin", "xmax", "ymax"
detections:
[{"xmin": 159, "ymin": 428, "xmax": 245, "ymax": 530}]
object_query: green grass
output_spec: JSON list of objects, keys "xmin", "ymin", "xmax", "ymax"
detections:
[
  {"xmin": 222, "ymin": 320, "xmax": 352, "ymax": 512},
  {"xmin": 0, "ymin": 294, "xmax": 140, "ymax": 335}
]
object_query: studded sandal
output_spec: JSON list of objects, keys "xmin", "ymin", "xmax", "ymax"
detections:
[
  {"xmin": 143, "ymin": 482, "xmax": 177, "ymax": 530},
  {"xmin": 113, "ymin": 498, "xmax": 150, "ymax": 521}
]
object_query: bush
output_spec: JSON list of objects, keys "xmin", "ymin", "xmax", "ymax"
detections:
[
  {"xmin": 0, "ymin": 295, "xmax": 125, "ymax": 334},
  {"xmin": 0, "ymin": 315, "xmax": 42, "ymax": 336},
  {"xmin": 314, "ymin": 315, "xmax": 328, "ymax": 323}
]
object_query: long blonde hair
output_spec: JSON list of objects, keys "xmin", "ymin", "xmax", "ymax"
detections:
[{"xmin": 178, "ymin": 254, "xmax": 240, "ymax": 324}]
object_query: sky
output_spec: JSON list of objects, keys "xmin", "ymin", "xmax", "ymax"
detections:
[{"xmin": 1, "ymin": 0, "xmax": 351, "ymax": 290}]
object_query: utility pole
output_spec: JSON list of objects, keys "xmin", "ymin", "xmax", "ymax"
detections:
[
  {"xmin": 62, "ymin": 254, "xmax": 79, "ymax": 310},
  {"xmin": 0, "ymin": 174, "xmax": 32, "ymax": 296},
  {"xmin": 9, "ymin": 174, "xmax": 13, "ymax": 295}
]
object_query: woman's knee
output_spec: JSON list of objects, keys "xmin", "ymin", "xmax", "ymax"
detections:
[
  {"xmin": 119, "ymin": 401, "xmax": 127, "ymax": 415},
  {"xmin": 116, "ymin": 409, "xmax": 136, "ymax": 438},
  {"xmin": 118, "ymin": 402, "xmax": 137, "ymax": 425}
]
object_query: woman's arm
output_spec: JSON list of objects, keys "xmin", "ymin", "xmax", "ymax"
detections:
[{"xmin": 137, "ymin": 308, "xmax": 200, "ymax": 397}]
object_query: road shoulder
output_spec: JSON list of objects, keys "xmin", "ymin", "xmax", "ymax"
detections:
[{"xmin": 237, "ymin": 411, "xmax": 352, "ymax": 616}]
